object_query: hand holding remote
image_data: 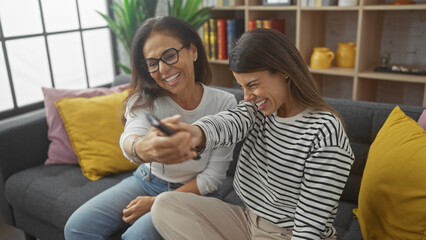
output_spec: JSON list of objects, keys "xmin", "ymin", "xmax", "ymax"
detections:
[{"xmin": 146, "ymin": 113, "xmax": 201, "ymax": 160}]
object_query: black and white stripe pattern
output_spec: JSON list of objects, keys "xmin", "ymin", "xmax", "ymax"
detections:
[{"xmin": 195, "ymin": 102, "xmax": 354, "ymax": 239}]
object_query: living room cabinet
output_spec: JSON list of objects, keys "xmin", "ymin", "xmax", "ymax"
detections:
[{"xmin": 207, "ymin": 0, "xmax": 426, "ymax": 107}]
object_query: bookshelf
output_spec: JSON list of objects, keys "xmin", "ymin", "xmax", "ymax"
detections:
[{"xmin": 206, "ymin": 0, "xmax": 426, "ymax": 107}]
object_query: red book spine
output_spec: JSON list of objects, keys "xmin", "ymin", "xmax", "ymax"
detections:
[
  {"xmin": 248, "ymin": 20, "xmax": 256, "ymax": 31},
  {"xmin": 271, "ymin": 19, "xmax": 285, "ymax": 34},
  {"xmin": 217, "ymin": 18, "xmax": 228, "ymax": 60}
]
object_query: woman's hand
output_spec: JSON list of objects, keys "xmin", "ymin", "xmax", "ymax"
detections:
[
  {"xmin": 122, "ymin": 196, "xmax": 156, "ymax": 225},
  {"xmin": 162, "ymin": 115, "xmax": 206, "ymax": 149},
  {"xmin": 134, "ymin": 115, "xmax": 198, "ymax": 164}
]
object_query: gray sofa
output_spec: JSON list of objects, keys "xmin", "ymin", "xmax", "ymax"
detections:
[{"xmin": 0, "ymin": 75, "xmax": 424, "ymax": 240}]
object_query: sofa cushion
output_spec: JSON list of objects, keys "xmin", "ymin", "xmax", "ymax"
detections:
[
  {"xmin": 55, "ymin": 91, "xmax": 137, "ymax": 181},
  {"xmin": 354, "ymin": 106, "xmax": 426, "ymax": 239},
  {"xmin": 42, "ymin": 84, "xmax": 129, "ymax": 165},
  {"xmin": 325, "ymin": 98, "xmax": 423, "ymax": 204},
  {"xmin": 5, "ymin": 164, "xmax": 131, "ymax": 230},
  {"xmin": 418, "ymin": 109, "xmax": 426, "ymax": 130},
  {"xmin": 333, "ymin": 201, "xmax": 362, "ymax": 239}
]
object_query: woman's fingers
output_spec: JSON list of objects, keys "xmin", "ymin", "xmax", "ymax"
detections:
[
  {"xmin": 122, "ymin": 196, "xmax": 155, "ymax": 225},
  {"xmin": 161, "ymin": 114, "xmax": 181, "ymax": 124},
  {"xmin": 154, "ymin": 132, "xmax": 197, "ymax": 163},
  {"xmin": 122, "ymin": 210, "xmax": 135, "ymax": 224},
  {"xmin": 142, "ymin": 116, "xmax": 199, "ymax": 163},
  {"xmin": 161, "ymin": 116, "xmax": 195, "ymax": 134},
  {"xmin": 126, "ymin": 198, "xmax": 137, "ymax": 209}
]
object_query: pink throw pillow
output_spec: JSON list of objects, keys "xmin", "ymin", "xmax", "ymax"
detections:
[
  {"xmin": 43, "ymin": 84, "xmax": 130, "ymax": 165},
  {"xmin": 418, "ymin": 109, "xmax": 426, "ymax": 130}
]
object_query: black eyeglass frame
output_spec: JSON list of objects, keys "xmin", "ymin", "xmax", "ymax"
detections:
[{"xmin": 142, "ymin": 44, "xmax": 188, "ymax": 73}]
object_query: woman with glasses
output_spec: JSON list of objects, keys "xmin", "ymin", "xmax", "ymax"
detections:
[
  {"xmin": 151, "ymin": 28, "xmax": 354, "ymax": 240},
  {"xmin": 64, "ymin": 16, "xmax": 236, "ymax": 240}
]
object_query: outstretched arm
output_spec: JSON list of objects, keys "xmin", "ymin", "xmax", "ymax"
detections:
[{"xmin": 122, "ymin": 115, "xmax": 198, "ymax": 164}]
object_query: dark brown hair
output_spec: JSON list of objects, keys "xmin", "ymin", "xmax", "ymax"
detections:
[
  {"xmin": 122, "ymin": 16, "xmax": 211, "ymax": 123},
  {"xmin": 229, "ymin": 28, "xmax": 345, "ymax": 125}
]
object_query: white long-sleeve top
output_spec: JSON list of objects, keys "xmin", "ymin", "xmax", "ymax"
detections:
[
  {"xmin": 120, "ymin": 84, "xmax": 237, "ymax": 195},
  {"xmin": 194, "ymin": 101, "xmax": 354, "ymax": 239}
]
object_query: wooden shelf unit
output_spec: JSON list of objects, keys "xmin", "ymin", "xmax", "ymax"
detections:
[{"xmin": 208, "ymin": 0, "xmax": 426, "ymax": 107}]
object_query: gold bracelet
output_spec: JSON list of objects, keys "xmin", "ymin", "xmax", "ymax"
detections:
[{"xmin": 131, "ymin": 136, "xmax": 144, "ymax": 164}]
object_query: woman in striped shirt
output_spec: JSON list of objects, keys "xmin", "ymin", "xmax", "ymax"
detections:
[{"xmin": 151, "ymin": 28, "xmax": 355, "ymax": 240}]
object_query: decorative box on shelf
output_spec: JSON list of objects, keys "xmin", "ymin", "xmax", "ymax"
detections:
[{"xmin": 373, "ymin": 66, "xmax": 426, "ymax": 76}]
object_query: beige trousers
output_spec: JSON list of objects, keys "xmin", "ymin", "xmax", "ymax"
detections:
[{"xmin": 151, "ymin": 192, "xmax": 336, "ymax": 240}]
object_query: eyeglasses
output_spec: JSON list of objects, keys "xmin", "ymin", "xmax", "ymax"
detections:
[{"xmin": 142, "ymin": 45, "xmax": 187, "ymax": 73}]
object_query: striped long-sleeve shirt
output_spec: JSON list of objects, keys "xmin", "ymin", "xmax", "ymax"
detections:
[{"xmin": 194, "ymin": 101, "xmax": 354, "ymax": 239}]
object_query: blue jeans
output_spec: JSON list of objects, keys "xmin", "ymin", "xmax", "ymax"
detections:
[{"xmin": 64, "ymin": 164, "xmax": 184, "ymax": 240}]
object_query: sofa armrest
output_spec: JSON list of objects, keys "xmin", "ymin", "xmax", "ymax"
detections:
[{"xmin": 0, "ymin": 108, "xmax": 49, "ymax": 225}]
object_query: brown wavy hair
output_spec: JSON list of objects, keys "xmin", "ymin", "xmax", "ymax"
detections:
[
  {"xmin": 121, "ymin": 16, "xmax": 211, "ymax": 124},
  {"xmin": 229, "ymin": 28, "xmax": 345, "ymax": 127}
]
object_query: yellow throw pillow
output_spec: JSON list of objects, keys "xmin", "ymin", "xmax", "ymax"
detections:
[
  {"xmin": 354, "ymin": 106, "xmax": 426, "ymax": 239},
  {"xmin": 55, "ymin": 90, "xmax": 137, "ymax": 181}
]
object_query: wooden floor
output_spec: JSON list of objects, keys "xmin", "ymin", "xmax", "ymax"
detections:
[{"xmin": 0, "ymin": 213, "xmax": 25, "ymax": 240}]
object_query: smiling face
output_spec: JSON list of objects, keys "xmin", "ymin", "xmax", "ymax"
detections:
[
  {"xmin": 143, "ymin": 31, "xmax": 198, "ymax": 97},
  {"xmin": 234, "ymin": 70, "xmax": 297, "ymax": 117}
]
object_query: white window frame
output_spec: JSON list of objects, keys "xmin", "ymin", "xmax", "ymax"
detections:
[{"xmin": 0, "ymin": 0, "xmax": 119, "ymax": 120}]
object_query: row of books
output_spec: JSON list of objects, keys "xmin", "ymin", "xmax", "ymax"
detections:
[
  {"xmin": 203, "ymin": 0, "xmax": 237, "ymax": 7},
  {"xmin": 204, "ymin": 18, "xmax": 286, "ymax": 60},
  {"xmin": 204, "ymin": 18, "xmax": 244, "ymax": 60},
  {"xmin": 248, "ymin": 19, "xmax": 285, "ymax": 33}
]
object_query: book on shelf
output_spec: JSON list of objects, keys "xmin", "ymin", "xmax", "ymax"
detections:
[
  {"xmin": 226, "ymin": 19, "xmax": 244, "ymax": 59},
  {"xmin": 263, "ymin": 19, "xmax": 273, "ymax": 29},
  {"xmin": 248, "ymin": 19, "xmax": 285, "ymax": 34},
  {"xmin": 269, "ymin": 19, "xmax": 285, "ymax": 34},
  {"xmin": 207, "ymin": 18, "xmax": 284, "ymax": 60},
  {"xmin": 203, "ymin": 21, "xmax": 210, "ymax": 59},
  {"xmin": 217, "ymin": 18, "xmax": 227, "ymax": 60},
  {"xmin": 248, "ymin": 20, "xmax": 256, "ymax": 31},
  {"xmin": 203, "ymin": 0, "xmax": 218, "ymax": 7},
  {"xmin": 209, "ymin": 18, "xmax": 218, "ymax": 60},
  {"xmin": 255, "ymin": 20, "xmax": 263, "ymax": 28},
  {"xmin": 214, "ymin": 0, "xmax": 236, "ymax": 6}
]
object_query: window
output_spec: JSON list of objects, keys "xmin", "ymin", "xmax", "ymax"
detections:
[{"xmin": 0, "ymin": 0, "xmax": 117, "ymax": 119}]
